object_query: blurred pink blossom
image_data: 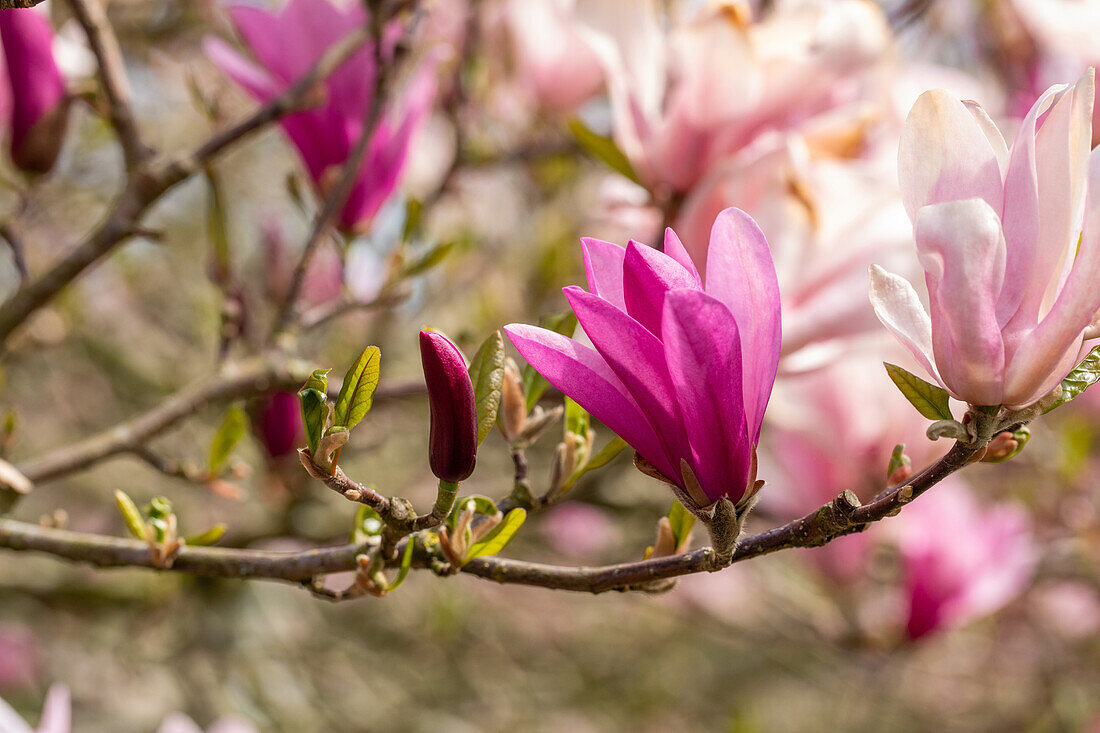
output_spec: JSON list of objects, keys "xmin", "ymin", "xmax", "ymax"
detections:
[
  {"xmin": 892, "ymin": 481, "xmax": 1035, "ymax": 640},
  {"xmin": 540, "ymin": 503, "xmax": 619, "ymax": 558},
  {"xmin": 205, "ymin": 0, "xmax": 438, "ymax": 233},
  {"xmin": 0, "ymin": 625, "xmax": 39, "ymax": 690},
  {"xmin": 156, "ymin": 713, "xmax": 259, "ymax": 733},
  {"xmin": 256, "ymin": 390, "xmax": 302, "ymax": 459},
  {"xmin": 0, "ymin": 9, "xmax": 68, "ymax": 173},
  {"xmin": 871, "ymin": 70, "xmax": 1100, "ymax": 409},
  {"xmin": 579, "ymin": 0, "xmax": 889, "ymax": 194},
  {"xmin": 0, "ymin": 684, "xmax": 69, "ymax": 733}
]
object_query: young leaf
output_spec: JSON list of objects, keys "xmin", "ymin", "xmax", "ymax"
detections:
[
  {"xmin": 886, "ymin": 443, "xmax": 909, "ymax": 479},
  {"xmin": 446, "ymin": 495, "xmax": 499, "ymax": 531},
  {"xmin": 1043, "ymin": 345, "xmax": 1100, "ymax": 413},
  {"xmin": 667, "ymin": 500, "xmax": 695, "ymax": 548},
  {"xmin": 114, "ymin": 489, "xmax": 147, "ymax": 541},
  {"xmin": 564, "ymin": 397, "xmax": 589, "ymax": 439},
  {"xmin": 402, "ymin": 197, "xmax": 423, "ymax": 242},
  {"xmin": 467, "ymin": 331, "xmax": 506, "ymax": 445},
  {"xmin": 333, "ymin": 346, "xmax": 381, "ymax": 431},
  {"xmin": 399, "ymin": 241, "xmax": 454, "ymax": 278},
  {"xmin": 185, "ymin": 524, "xmax": 227, "ymax": 546},
  {"xmin": 567, "ymin": 117, "xmax": 639, "ymax": 183},
  {"xmin": 208, "ymin": 406, "xmax": 248, "ymax": 475},
  {"xmin": 204, "ymin": 167, "xmax": 230, "ymax": 285},
  {"xmin": 884, "ymin": 363, "xmax": 952, "ymax": 420},
  {"xmin": 563, "ymin": 436, "xmax": 627, "ymax": 492},
  {"xmin": 523, "ymin": 311, "xmax": 577, "ymax": 411},
  {"xmin": 298, "ymin": 369, "xmax": 331, "ymax": 454},
  {"xmin": 385, "ymin": 539, "xmax": 417, "ymax": 593},
  {"xmin": 351, "ymin": 505, "xmax": 384, "ymax": 542},
  {"xmin": 466, "ymin": 508, "xmax": 527, "ymax": 560},
  {"xmin": 303, "ymin": 368, "xmax": 330, "ymax": 394}
]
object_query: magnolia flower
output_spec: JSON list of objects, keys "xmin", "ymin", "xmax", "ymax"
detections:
[
  {"xmin": 870, "ymin": 69, "xmax": 1100, "ymax": 409},
  {"xmin": 205, "ymin": 0, "xmax": 437, "ymax": 233},
  {"xmin": 580, "ymin": 0, "xmax": 889, "ymax": 194},
  {"xmin": 420, "ymin": 330, "xmax": 477, "ymax": 483},
  {"xmin": 0, "ymin": 684, "xmax": 69, "ymax": 733},
  {"xmin": 255, "ymin": 391, "xmax": 302, "ymax": 459},
  {"xmin": 506, "ymin": 208, "xmax": 781, "ymax": 512},
  {"xmin": 0, "ymin": 9, "xmax": 68, "ymax": 173},
  {"xmin": 892, "ymin": 481, "xmax": 1035, "ymax": 640}
]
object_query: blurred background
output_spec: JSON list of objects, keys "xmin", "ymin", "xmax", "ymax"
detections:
[{"xmin": 2, "ymin": 0, "xmax": 1100, "ymax": 730}]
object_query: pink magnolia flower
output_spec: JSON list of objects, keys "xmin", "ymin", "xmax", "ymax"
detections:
[
  {"xmin": 506, "ymin": 208, "xmax": 781, "ymax": 510},
  {"xmin": 205, "ymin": 0, "xmax": 437, "ymax": 233},
  {"xmin": 870, "ymin": 69, "xmax": 1100, "ymax": 409},
  {"xmin": 156, "ymin": 713, "xmax": 259, "ymax": 733},
  {"xmin": 892, "ymin": 481, "xmax": 1035, "ymax": 640},
  {"xmin": 580, "ymin": 0, "xmax": 889, "ymax": 194},
  {"xmin": 0, "ymin": 9, "xmax": 68, "ymax": 173},
  {"xmin": 0, "ymin": 684, "xmax": 69, "ymax": 733},
  {"xmin": 0, "ymin": 625, "xmax": 40, "ymax": 690},
  {"xmin": 505, "ymin": 0, "xmax": 604, "ymax": 114}
]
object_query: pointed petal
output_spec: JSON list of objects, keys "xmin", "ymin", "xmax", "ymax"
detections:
[
  {"xmin": 504, "ymin": 324, "xmax": 674, "ymax": 479},
  {"xmin": 622, "ymin": 240, "xmax": 701, "ymax": 336},
  {"xmin": 564, "ymin": 286, "xmax": 691, "ymax": 467},
  {"xmin": 663, "ymin": 227, "xmax": 701, "ymax": 284},
  {"xmin": 580, "ymin": 237, "xmax": 627, "ymax": 310},
  {"xmin": 898, "ymin": 90, "xmax": 1005, "ymax": 220},
  {"xmin": 915, "ymin": 199, "xmax": 1006, "ymax": 406},
  {"xmin": 868, "ymin": 264, "xmax": 940, "ymax": 384},
  {"xmin": 37, "ymin": 684, "xmax": 70, "ymax": 733},
  {"xmin": 204, "ymin": 37, "xmax": 282, "ymax": 101},
  {"xmin": 703, "ymin": 208, "xmax": 781, "ymax": 440},
  {"xmin": 662, "ymin": 289, "xmax": 750, "ymax": 503},
  {"xmin": 962, "ymin": 99, "xmax": 1009, "ymax": 173}
]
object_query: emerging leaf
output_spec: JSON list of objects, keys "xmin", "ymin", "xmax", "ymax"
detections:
[
  {"xmin": 204, "ymin": 167, "xmax": 230, "ymax": 285},
  {"xmin": 114, "ymin": 489, "xmax": 147, "ymax": 541},
  {"xmin": 467, "ymin": 331, "xmax": 506, "ymax": 446},
  {"xmin": 466, "ymin": 508, "xmax": 527, "ymax": 560},
  {"xmin": 1043, "ymin": 345, "xmax": 1100, "ymax": 413},
  {"xmin": 385, "ymin": 539, "xmax": 417, "ymax": 593},
  {"xmin": 298, "ymin": 369, "xmax": 331, "ymax": 455},
  {"xmin": 185, "ymin": 524, "xmax": 227, "ymax": 546},
  {"xmin": 399, "ymin": 241, "xmax": 453, "ymax": 278},
  {"xmin": 666, "ymin": 500, "xmax": 695, "ymax": 548},
  {"xmin": 567, "ymin": 117, "xmax": 639, "ymax": 183},
  {"xmin": 333, "ymin": 346, "xmax": 381, "ymax": 431},
  {"xmin": 884, "ymin": 363, "xmax": 952, "ymax": 420},
  {"xmin": 208, "ymin": 406, "xmax": 248, "ymax": 475},
  {"xmin": 446, "ymin": 495, "xmax": 499, "ymax": 531},
  {"xmin": 351, "ymin": 505, "xmax": 384, "ymax": 542}
]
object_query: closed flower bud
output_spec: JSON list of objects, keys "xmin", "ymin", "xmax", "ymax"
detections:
[
  {"xmin": 420, "ymin": 330, "xmax": 477, "ymax": 482},
  {"xmin": 498, "ymin": 358, "xmax": 527, "ymax": 442}
]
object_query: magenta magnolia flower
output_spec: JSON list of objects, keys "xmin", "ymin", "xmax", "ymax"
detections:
[
  {"xmin": 893, "ymin": 481, "xmax": 1034, "ymax": 640},
  {"xmin": 420, "ymin": 330, "xmax": 477, "ymax": 483},
  {"xmin": 205, "ymin": 0, "xmax": 437, "ymax": 233},
  {"xmin": 506, "ymin": 208, "xmax": 781, "ymax": 510},
  {"xmin": 0, "ymin": 9, "xmax": 68, "ymax": 173},
  {"xmin": 871, "ymin": 69, "xmax": 1100, "ymax": 409}
]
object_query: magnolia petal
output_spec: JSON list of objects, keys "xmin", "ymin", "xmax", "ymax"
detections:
[
  {"xmin": 703, "ymin": 208, "xmax": 781, "ymax": 441},
  {"xmin": 504, "ymin": 324, "xmax": 673, "ymax": 479},
  {"xmin": 580, "ymin": 237, "xmax": 627, "ymax": 310},
  {"xmin": 868, "ymin": 264, "xmax": 941, "ymax": 385},
  {"xmin": 914, "ymin": 199, "xmax": 1006, "ymax": 406},
  {"xmin": 961, "ymin": 99, "xmax": 1009, "ymax": 174},
  {"xmin": 662, "ymin": 289, "xmax": 751, "ymax": 503},
  {"xmin": 898, "ymin": 90, "xmax": 1005, "ymax": 221},
  {"xmin": 621, "ymin": 240, "xmax": 701, "ymax": 337},
  {"xmin": 662, "ymin": 227, "xmax": 702, "ymax": 284}
]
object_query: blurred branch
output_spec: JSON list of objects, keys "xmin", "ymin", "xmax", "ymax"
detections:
[
  {"xmin": 0, "ymin": 440, "xmax": 982, "ymax": 592},
  {"xmin": 295, "ymin": 286, "xmax": 411, "ymax": 331},
  {"xmin": 66, "ymin": 0, "xmax": 150, "ymax": 171},
  {"xmin": 0, "ymin": 23, "xmax": 374, "ymax": 347}
]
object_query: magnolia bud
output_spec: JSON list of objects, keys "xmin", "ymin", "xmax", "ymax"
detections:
[
  {"xmin": 420, "ymin": 330, "xmax": 477, "ymax": 482},
  {"xmin": 498, "ymin": 358, "xmax": 527, "ymax": 442}
]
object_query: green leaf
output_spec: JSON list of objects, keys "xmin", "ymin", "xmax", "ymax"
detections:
[
  {"xmin": 402, "ymin": 197, "xmax": 423, "ymax": 242},
  {"xmin": 562, "ymin": 436, "xmax": 627, "ymax": 492},
  {"xmin": 385, "ymin": 539, "xmax": 417, "ymax": 593},
  {"xmin": 351, "ymin": 505, "xmax": 384, "ymax": 542},
  {"xmin": 884, "ymin": 363, "xmax": 952, "ymax": 420},
  {"xmin": 467, "ymin": 331, "xmax": 506, "ymax": 446},
  {"xmin": 333, "ymin": 346, "xmax": 381, "ymax": 431},
  {"xmin": 564, "ymin": 397, "xmax": 589, "ymax": 439},
  {"xmin": 667, "ymin": 500, "xmax": 695, "ymax": 547},
  {"xmin": 523, "ymin": 311, "xmax": 577, "ymax": 411},
  {"xmin": 298, "ymin": 390, "xmax": 328, "ymax": 455},
  {"xmin": 466, "ymin": 508, "xmax": 527, "ymax": 560},
  {"xmin": 303, "ymin": 368, "xmax": 330, "ymax": 394},
  {"xmin": 399, "ymin": 241, "xmax": 453, "ymax": 278},
  {"xmin": 886, "ymin": 443, "xmax": 909, "ymax": 479},
  {"xmin": 447, "ymin": 495, "xmax": 499, "ymax": 531},
  {"xmin": 1043, "ymin": 345, "xmax": 1100, "ymax": 413},
  {"xmin": 204, "ymin": 167, "xmax": 230, "ymax": 284},
  {"xmin": 567, "ymin": 117, "xmax": 639, "ymax": 183},
  {"xmin": 185, "ymin": 524, "xmax": 227, "ymax": 546},
  {"xmin": 208, "ymin": 406, "xmax": 248, "ymax": 475},
  {"xmin": 114, "ymin": 489, "xmax": 147, "ymax": 541}
]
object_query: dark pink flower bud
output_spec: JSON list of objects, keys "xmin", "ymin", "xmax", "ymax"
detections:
[
  {"xmin": 0, "ymin": 9, "xmax": 68, "ymax": 173},
  {"xmin": 419, "ymin": 330, "xmax": 476, "ymax": 483},
  {"xmin": 257, "ymin": 391, "xmax": 302, "ymax": 458}
]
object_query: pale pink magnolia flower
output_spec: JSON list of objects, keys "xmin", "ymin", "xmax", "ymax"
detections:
[
  {"xmin": 764, "ymin": 351, "xmax": 943, "ymax": 583},
  {"xmin": 891, "ymin": 481, "xmax": 1035, "ymax": 640},
  {"xmin": 205, "ymin": 0, "xmax": 438, "ymax": 233},
  {"xmin": 540, "ymin": 503, "xmax": 619, "ymax": 558},
  {"xmin": 505, "ymin": 0, "xmax": 604, "ymax": 114},
  {"xmin": 0, "ymin": 9, "xmax": 68, "ymax": 173},
  {"xmin": 870, "ymin": 70, "xmax": 1100, "ymax": 409},
  {"xmin": 0, "ymin": 684, "xmax": 69, "ymax": 733},
  {"xmin": 579, "ymin": 0, "xmax": 890, "ymax": 194},
  {"xmin": 156, "ymin": 713, "xmax": 259, "ymax": 733},
  {"xmin": 677, "ymin": 134, "xmax": 916, "ymax": 366},
  {"xmin": 0, "ymin": 625, "xmax": 39, "ymax": 690}
]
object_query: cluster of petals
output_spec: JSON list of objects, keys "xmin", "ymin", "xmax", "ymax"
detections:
[
  {"xmin": 871, "ymin": 69, "xmax": 1100, "ymax": 409},
  {"xmin": 506, "ymin": 208, "xmax": 780, "ymax": 508},
  {"xmin": 205, "ymin": 0, "xmax": 437, "ymax": 233},
  {"xmin": 0, "ymin": 9, "xmax": 68, "ymax": 173}
]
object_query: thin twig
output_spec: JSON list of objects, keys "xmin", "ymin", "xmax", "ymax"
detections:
[
  {"xmin": 296, "ymin": 287, "xmax": 411, "ymax": 331},
  {"xmin": 66, "ymin": 0, "xmax": 150, "ymax": 170}
]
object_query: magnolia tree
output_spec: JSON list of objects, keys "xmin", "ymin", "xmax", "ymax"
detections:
[{"xmin": 0, "ymin": 0, "xmax": 1099, "ymax": 727}]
